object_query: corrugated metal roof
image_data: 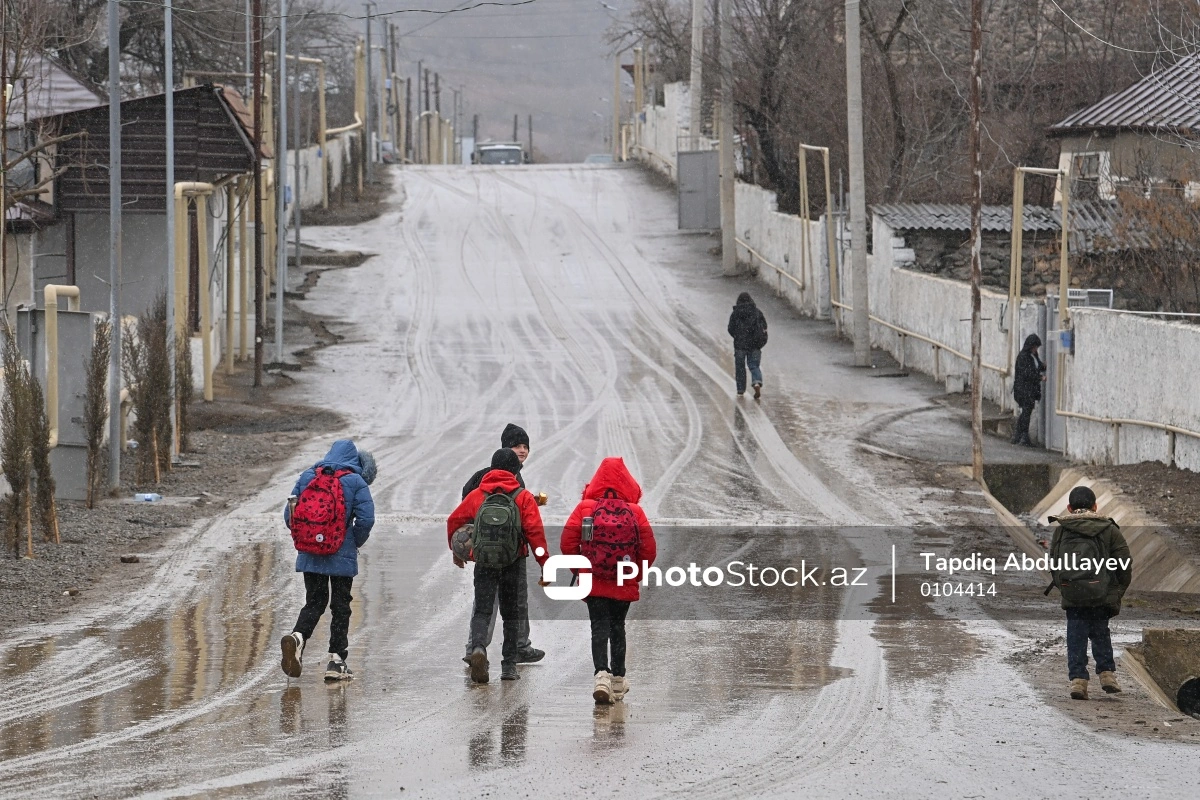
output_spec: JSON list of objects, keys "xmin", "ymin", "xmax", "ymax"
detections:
[
  {"xmin": 1050, "ymin": 55, "xmax": 1200, "ymax": 135},
  {"xmin": 48, "ymin": 85, "xmax": 257, "ymax": 213},
  {"xmin": 872, "ymin": 203, "xmax": 1062, "ymax": 233},
  {"xmin": 5, "ymin": 52, "xmax": 103, "ymax": 128}
]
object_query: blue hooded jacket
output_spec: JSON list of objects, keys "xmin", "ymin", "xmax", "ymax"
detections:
[{"xmin": 284, "ymin": 440, "xmax": 375, "ymax": 577}]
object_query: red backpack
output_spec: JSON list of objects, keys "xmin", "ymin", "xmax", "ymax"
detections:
[
  {"xmin": 291, "ymin": 467, "xmax": 351, "ymax": 556},
  {"xmin": 580, "ymin": 491, "xmax": 640, "ymax": 580}
]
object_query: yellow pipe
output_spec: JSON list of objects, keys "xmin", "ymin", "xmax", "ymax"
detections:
[
  {"xmin": 196, "ymin": 194, "xmax": 213, "ymax": 402},
  {"xmin": 326, "ymin": 113, "xmax": 364, "ymax": 136},
  {"xmin": 43, "ymin": 284, "xmax": 82, "ymax": 449},
  {"xmin": 318, "ymin": 61, "xmax": 328, "ymax": 208},
  {"xmin": 239, "ymin": 177, "xmax": 249, "ymax": 361},
  {"xmin": 225, "ymin": 183, "xmax": 236, "ymax": 376}
]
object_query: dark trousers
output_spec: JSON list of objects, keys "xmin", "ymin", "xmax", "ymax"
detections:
[
  {"xmin": 734, "ymin": 348, "xmax": 763, "ymax": 395},
  {"xmin": 470, "ymin": 559, "xmax": 522, "ymax": 667},
  {"xmin": 293, "ymin": 573, "xmax": 354, "ymax": 661},
  {"xmin": 586, "ymin": 597, "xmax": 631, "ymax": 677},
  {"xmin": 1066, "ymin": 607, "xmax": 1116, "ymax": 680},
  {"xmin": 1013, "ymin": 400, "xmax": 1036, "ymax": 444},
  {"xmin": 465, "ymin": 557, "xmax": 531, "ymax": 657}
]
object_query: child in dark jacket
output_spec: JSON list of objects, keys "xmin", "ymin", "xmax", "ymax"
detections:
[
  {"xmin": 1048, "ymin": 485, "xmax": 1132, "ymax": 700},
  {"xmin": 560, "ymin": 457, "xmax": 657, "ymax": 704},
  {"xmin": 447, "ymin": 448, "xmax": 549, "ymax": 684},
  {"xmin": 281, "ymin": 439, "xmax": 376, "ymax": 681}
]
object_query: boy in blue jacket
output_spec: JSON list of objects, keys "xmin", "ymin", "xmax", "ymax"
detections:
[{"xmin": 281, "ymin": 440, "xmax": 376, "ymax": 680}]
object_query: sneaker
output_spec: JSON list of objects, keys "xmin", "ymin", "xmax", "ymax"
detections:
[
  {"xmin": 611, "ymin": 675, "xmax": 629, "ymax": 700},
  {"xmin": 469, "ymin": 647, "xmax": 490, "ymax": 684},
  {"xmin": 280, "ymin": 631, "xmax": 304, "ymax": 678},
  {"xmin": 324, "ymin": 654, "xmax": 353, "ymax": 681},
  {"xmin": 737, "ymin": 391, "xmax": 745, "ymax": 397},
  {"xmin": 1099, "ymin": 671, "xmax": 1122, "ymax": 694},
  {"xmin": 516, "ymin": 647, "xmax": 545, "ymax": 664},
  {"xmin": 753, "ymin": 382, "xmax": 762, "ymax": 400},
  {"xmin": 1070, "ymin": 678, "xmax": 1089, "ymax": 700},
  {"xmin": 501, "ymin": 663, "xmax": 520, "ymax": 681},
  {"xmin": 593, "ymin": 670, "xmax": 614, "ymax": 705}
]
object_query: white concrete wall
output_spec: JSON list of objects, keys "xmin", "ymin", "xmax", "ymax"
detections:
[
  {"xmin": 285, "ymin": 132, "xmax": 351, "ymax": 216},
  {"xmin": 735, "ymin": 182, "xmax": 830, "ymax": 319},
  {"xmin": 1066, "ymin": 310, "xmax": 1200, "ymax": 471},
  {"xmin": 639, "ymin": 82, "xmax": 714, "ymax": 180}
]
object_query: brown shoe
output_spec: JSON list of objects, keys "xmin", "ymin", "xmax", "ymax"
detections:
[
  {"xmin": 1070, "ymin": 678, "xmax": 1089, "ymax": 700},
  {"xmin": 1099, "ymin": 671, "xmax": 1122, "ymax": 694},
  {"xmin": 753, "ymin": 382, "xmax": 762, "ymax": 400}
]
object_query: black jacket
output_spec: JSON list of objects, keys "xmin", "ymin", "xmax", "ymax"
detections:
[
  {"xmin": 728, "ymin": 295, "xmax": 768, "ymax": 351},
  {"xmin": 1013, "ymin": 333, "xmax": 1046, "ymax": 405},
  {"xmin": 462, "ymin": 466, "xmax": 525, "ymax": 499}
]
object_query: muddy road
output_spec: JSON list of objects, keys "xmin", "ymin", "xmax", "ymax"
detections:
[{"xmin": 0, "ymin": 165, "xmax": 1193, "ymax": 797}]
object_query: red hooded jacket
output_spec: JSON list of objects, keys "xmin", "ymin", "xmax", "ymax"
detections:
[
  {"xmin": 447, "ymin": 469, "xmax": 549, "ymax": 567},
  {"xmin": 560, "ymin": 458, "xmax": 657, "ymax": 602}
]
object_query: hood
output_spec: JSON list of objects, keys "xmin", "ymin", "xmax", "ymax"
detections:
[
  {"xmin": 734, "ymin": 292, "xmax": 756, "ymax": 310},
  {"xmin": 1049, "ymin": 510, "xmax": 1117, "ymax": 537},
  {"xmin": 582, "ymin": 457, "xmax": 642, "ymax": 503},
  {"xmin": 1022, "ymin": 333, "xmax": 1042, "ymax": 352},
  {"xmin": 479, "ymin": 469, "xmax": 523, "ymax": 494},
  {"xmin": 316, "ymin": 439, "xmax": 362, "ymax": 474}
]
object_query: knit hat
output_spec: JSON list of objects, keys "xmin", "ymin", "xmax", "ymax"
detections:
[
  {"xmin": 358, "ymin": 450, "xmax": 378, "ymax": 485},
  {"xmin": 500, "ymin": 422, "xmax": 530, "ymax": 449},
  {"xmin": 490, "ymin": 448, "xmax": 522, "ymax": 475}
]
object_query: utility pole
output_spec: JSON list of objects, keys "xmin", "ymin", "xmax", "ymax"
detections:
[
  {"xmin": 845, "ymin": 0, "xmax": 871, "ymax": 366},
  {"xmin": 612, "ymin": 54, "xmax": 621, "ymax": 161},
  {"xmin": 275, "ymin": 0, "xmax": 288, "ymax": 363},
  {"xmin": 252, "ymin": 0, "xmax": 264, "ymax": 385},
  {"xmin": 968, "ymin": 0, "xmax": 985, "ymax": 482},
  {"xmin": 293, "ymin": 40, "xmax": 302, "ymax": 281},
  {"xmin": 688, "ymin": 0, "xmax": 704, "ymax": 148},
  {"xmin": 107, "ymin": 0, "xmax": 123, "ymax": 491},
  {"xmin": 718, "ymin": 2, "xmax": 736, "ymax": 276},
  {"xmin": 363, "ymin": 2, "xmax": 374, "ymax": 180},
  {"xmin": 512, "ymin": 114, "xmax": 518, "ymax": 143},
  {"xmin": 244, "ymin": 0, "xmax": 251, "ymax": 97},
  {"xmin": 165, "ymin": 0, "xmax": 177, "ymax": 455},
  {"xmin": 405, "ymin": 77, "xmax": 412, "ymax": 162},
  {"xmin": 416, "ymin": 60, "xmax": 423, "ymax": 113},
  {"xmin": 527, "ymin": 114, "xmax": 533, "ymax": 161},
  {"xmin": 434, "ymin": 72, "xmax": 440, "ymax": 113}
]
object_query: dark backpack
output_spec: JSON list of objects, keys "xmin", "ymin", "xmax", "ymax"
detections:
[
  {"xmin": 291, "ymin": 467, "xmax": 351, "ymax": 556},
  {"xmin": 580, "ymin": 491, "xmax": 640, "ymax": 580},
  {"xmin": 472, "ymin": 489, "xmax": 524, "ymax": 568},
  {"xmin": 1051, "ymin": 525, "xmax": 1111, "ymax": 606},
  {"xmin": 750, "ymin": 310, "xmax": 768, "ymax": 349}
]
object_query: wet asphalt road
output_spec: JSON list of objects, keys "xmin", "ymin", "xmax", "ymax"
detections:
[{"xmin": 0, "ymin": 166, "xmax": 1193, "ymax": 797}]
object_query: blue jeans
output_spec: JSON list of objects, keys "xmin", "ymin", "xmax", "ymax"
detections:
[
  {"xmin": 1066, "ymin": 607, "xmax": 1115, "ymax": 680},
  {"xmin": 734, "ymin": 349, "xmax": 762, "ymax": 394}
]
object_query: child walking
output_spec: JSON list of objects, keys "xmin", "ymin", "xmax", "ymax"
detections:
[
  {"xmin": 281, "ymin": 440, "xmax": 376, "ymax": 681},
  {"xmin": 1048, "ymin": 485, "xmax": 1132, "ymax": 700},
  {"xmin": 560, "ymin": 458, "xmax": 656, "ymax": 704}
]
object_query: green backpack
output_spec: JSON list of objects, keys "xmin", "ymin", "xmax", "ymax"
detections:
[
  {"xmin": 1051, "ymin": 526, "xmax": 1112, "ymax": 606},
  {"xmin": 471, "ymin": 489, "xmax": 524, "ymax": 568}
]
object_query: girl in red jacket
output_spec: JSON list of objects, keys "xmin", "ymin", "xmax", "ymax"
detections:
[{"xmin": 560, "ymin": 458, "xmax": 657, "ymax": 704}]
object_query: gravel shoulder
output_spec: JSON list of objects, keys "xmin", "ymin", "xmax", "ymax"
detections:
[{"xmin": 0, "ymin": 174, "xmax": 394, "ymax": 635}]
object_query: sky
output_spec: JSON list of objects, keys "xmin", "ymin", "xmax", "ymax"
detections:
[{"xmin": 339, "ymin": 0, "xmax": 626, "ymax": 162}]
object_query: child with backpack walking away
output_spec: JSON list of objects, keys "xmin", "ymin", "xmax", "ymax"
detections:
[
  {"xmin": 281, "ymin": 440, "xmax": 376, "ymax": 681},
  {"xmin": 727, "ymin": 292, "xmax": 768, "ymax": 399},
  {"xmin": 1047, "ymin": 485, "xmax": 1132, "ymax": 700},
  {"xmin": 560, "ymin": 457, "xmax": 657, "ymax": 705},
  {"xmin": 447, "ymin": 448, "xmax": 549, "ymax": 684}
]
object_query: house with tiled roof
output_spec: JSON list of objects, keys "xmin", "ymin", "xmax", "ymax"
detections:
[{"xmin": 1050, "ymin": 55, "xmax": 1200, "ymax": 202}]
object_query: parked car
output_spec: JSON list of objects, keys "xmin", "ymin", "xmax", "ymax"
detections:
[{"xmin": 584, "ymin": 154, "xmax": 614, "ymax": 164}]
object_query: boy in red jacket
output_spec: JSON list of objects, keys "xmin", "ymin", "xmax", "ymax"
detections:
[
  {"xmin": 447, "ymin": 448, "xmax": 549, "ymax": 683},
  {"xmin": 560, "ymin": 457, "xmax": 657, "ymax": 704}
]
